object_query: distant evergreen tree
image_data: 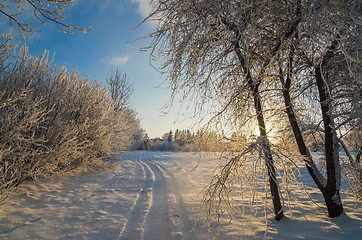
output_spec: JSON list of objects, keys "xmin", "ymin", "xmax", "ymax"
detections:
[
  {"xmin": 168, "ymin": 130, "xmax": 173, "ymax": 142},
  {"xmin": 143, "ymin": 134, "xmax": 150, "ymax": 150}
]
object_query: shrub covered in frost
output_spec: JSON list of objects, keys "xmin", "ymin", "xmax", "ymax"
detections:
[{"xmin": 0, "ymin": 36, "xmax": 142, "ymax": 201}]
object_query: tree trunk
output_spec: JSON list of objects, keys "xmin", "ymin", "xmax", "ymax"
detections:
[
  {"xmin": 230, "ymin": 31, "xmax": 284, "ymax": 220},
  {"xmin": 227, "ymin": 19, "xmax": 284, "ymax": 220},
  {"xmin": 278, "ymin": 47, "xmax": 327, "ymax": 188},
  {"xmin": 248, "ymin": 74, "xmax": 284, "ymax": 221},
  {"xmin": 281, "ymin": 78, "xmax": 326, "ymax": 191},
  {"xmin": 279, "ymin": 49, "xmax": 343, "ymax": 217},
  {"xmin": 282, "ymin": 76, "xmax": 344, "ymax": 217},
  {"xmin": 315, "ymin": 66, "xmax": 343, "ymax": 217}
]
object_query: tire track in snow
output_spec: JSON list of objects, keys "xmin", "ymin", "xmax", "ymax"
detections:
[
  {"xmin": 144, "ymin": 152, "xmax": 196, "ymax": 240},
  {"xmin": 119, "ymin": 154, "xmax": 154, "ymax": 240},
  {"xmin": 157, "ymin": 163, "xmax": 196, "ymax": 240},
  {"xmin": 142, "ymin": 152, "xmax": 172, "ymax": 240},
  {"xmin": 119, "ymin": 151, "xmax": 195, "ymax": 240}
]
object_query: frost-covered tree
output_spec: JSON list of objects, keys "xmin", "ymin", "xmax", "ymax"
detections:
[
  {"xmin": 167, "ymin": 130, "xmax": 173, "ymax": 142},
  {"xmin": 143, "ymin": 0, "xmax": 285, "ymax": 221},
  {"xmin": 161, "ymin": 130, "xmax": 173, "ymax": 142},
  {"xmin": 272, "ymin": 0, "xmax": 361, "ymax": 216},
  {"xmin": 106, "ymin": 68, "xmax": 133, "ymax": 112},
  {"xmin": 0, "ymin": 0, "xmax": 90, "ymax": 38},
  {"xmin": 141, "ymin": 0, "xmax": 361, "ymax": 224}
]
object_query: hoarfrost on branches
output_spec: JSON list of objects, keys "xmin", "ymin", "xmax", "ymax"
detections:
[
  {"xmin": 0, "ymin": 35, "xmax": 143, "ymax": 201},
  {"xmin": 139, "ymin": 0, "xmax": 361, "ymax": 228}
]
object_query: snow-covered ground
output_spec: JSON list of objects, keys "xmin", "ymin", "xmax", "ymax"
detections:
[{"xmin": 0, "ymin": 151, "xmax": 361, "ymax": 239}]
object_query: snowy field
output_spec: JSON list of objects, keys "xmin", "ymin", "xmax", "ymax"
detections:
[{"xmin": 0, "ymin": 151, "xmax": 361, "ymax": 239}]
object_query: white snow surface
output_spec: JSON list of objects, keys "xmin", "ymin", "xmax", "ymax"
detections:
[{"xmin": 0, "ymin": 151, "xmax": 361, "ymax": 239}]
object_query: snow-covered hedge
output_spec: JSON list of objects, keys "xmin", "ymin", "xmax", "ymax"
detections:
[{"xmin": 0, "ymin": 37, "xmax": 142, "ymax": 201}]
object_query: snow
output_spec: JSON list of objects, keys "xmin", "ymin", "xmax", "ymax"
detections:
[{"xmin": 0, "ymin": 151, "xmax": 361, "ymax": 239}]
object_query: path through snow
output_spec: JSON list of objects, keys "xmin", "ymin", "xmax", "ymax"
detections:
[
  {"xmin": 0, "ymin": 151, "xmax": 203, "ymax": 240},
  {"xmin": 0, "ymin": 151, "xmax": 361, "ymax": 240},
  {"xmin": 119, "ymin": 152, "xmax": 195, "ymax": 240}
]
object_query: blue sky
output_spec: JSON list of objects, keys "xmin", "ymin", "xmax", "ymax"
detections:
[{"xmin": 1, "ymin": 0, "xmax": 193, "ymax": 138}]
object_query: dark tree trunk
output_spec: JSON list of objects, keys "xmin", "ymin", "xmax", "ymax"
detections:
[
  {"xmin": 279, "ymin": 46, "xmax": 326, "ymax": 189},
  {"xmin": 248, "ymin": 74, "xmax": 284, "ymax": 221},
  {"xmin": 279, "ymin": 40, "xmax": 343, "ymax": 218},
  {"xmin": 282, "ymin": 75, "xmax": 343, "ymax": 217},
  {"xmin": 281, "ymin": 77, "xmax": 325, "ymax": 191},
  {"xmin": 321, "ymin": 190, "xmax": 344, "ymax": 217},
  {"xmin": 226, "ymin": 17, "xmax": 284, "ymax": 221},
  {"xmin": 315, "ymin": 66, "xmax": 343, "ymax": 218}
]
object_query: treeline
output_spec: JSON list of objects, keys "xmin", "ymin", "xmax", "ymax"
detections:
[
  {"xmin": 0, "ymin": 36, "xmax": 143, "ymax": 200},
  {"xmin": 142, "ymin": 126, "xmax": 361, "ymax": 154},
  {"xmin": 140, "ymin": 129, "xmax": 227, "ymax": 152}
]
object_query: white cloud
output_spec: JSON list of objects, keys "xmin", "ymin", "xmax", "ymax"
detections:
[
  {"xmin": 131, "ymin": 0, "xmax": 152, "ymax": 18},
  {"xmin": 107, "ymin": 55, "xmax": 129, "ymax": 65}
]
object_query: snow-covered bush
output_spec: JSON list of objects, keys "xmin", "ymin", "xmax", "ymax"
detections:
[{"xmin": 0, "ymin": 38, "xmax": 141, "ymax": 201}]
